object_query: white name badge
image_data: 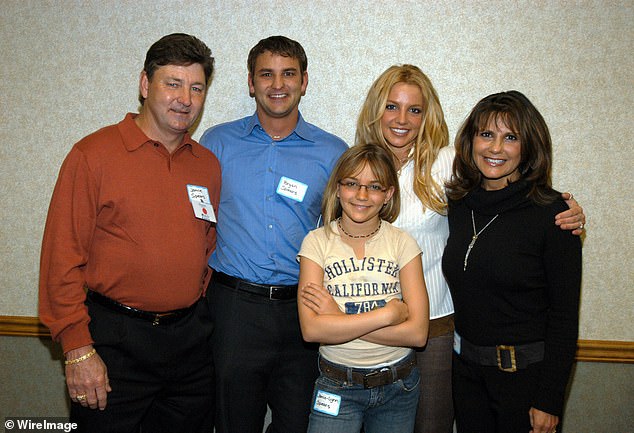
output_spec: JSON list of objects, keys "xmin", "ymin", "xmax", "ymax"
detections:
[
  {"xmin": 276, "ymin": 176, "xmax": 308, "ymax": 202},
  {"xmin": 186, "ymin": 184, "xmax": 215, "ymax": 222},
  {"xmin": 191, "ymin": 200, "xmax": 216, "ymax": 222},
  {"xmin": 313, "ymin": 390, "xmax": 341, "ymax": 416},
  {"xmin": 453, "ymin": 331, "xmax": 461, "ymax": 355}
]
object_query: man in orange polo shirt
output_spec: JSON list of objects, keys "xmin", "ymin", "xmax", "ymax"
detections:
[{"xmin": 39, "ymin": 33, "xmax": 220, "ymax": 432}]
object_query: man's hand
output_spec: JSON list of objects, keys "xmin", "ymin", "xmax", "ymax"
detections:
[{"xmin": 65, "ymin": 345, "xmax": 111, "ymax": 410}]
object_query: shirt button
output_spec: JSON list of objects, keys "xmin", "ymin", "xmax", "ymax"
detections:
[{"xmin": 268, "ymin": 224, "xmax": 273, "ymax": 229}]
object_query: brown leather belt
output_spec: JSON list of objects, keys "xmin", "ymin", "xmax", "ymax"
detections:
[
  {"xmin": 319, "ymin": 354, "xmax": 416, "ymax": 389},
  {"xmin": 213, "ymin": 271, "xmax": 297, "ymax": 300},
  {"xmin": 87, "ymin": 291, "xmax": 197, "ymax": 326}
]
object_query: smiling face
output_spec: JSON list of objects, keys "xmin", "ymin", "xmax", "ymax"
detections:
[
  {"xmin": 337, "ymin": 163, "xmax": 394, "ymax": 232},
  {"xmin": 248, "ymin": 51, "xmax": 308, "ymax": 122},
  {"xmin": 472, "ymin": 116, "xmax": 522, "ymax": 190},
  {"xmin": 380, "ymin": 82, "xmax": 424, "ymax": 159},
  {"xmin": 138, "ymin": 63, "xmax": 207, "ymax": 147}
]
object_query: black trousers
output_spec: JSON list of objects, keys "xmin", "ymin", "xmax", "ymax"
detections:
[
  {"xmin": 208, "ymin": 278, "xmax": 319, "ymax": 433},
  {"xmin": 453, "ymin": 352, "xmax": 553, "ymax": 433},
  {"xmin": 70, "ymin": 295, "xmax": 214, "ymax": 433}
]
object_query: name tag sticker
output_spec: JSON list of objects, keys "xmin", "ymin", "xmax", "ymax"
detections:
[
  {"xmin": 313, "ymin": 390, "xmax": 341, "ymax": 416},
  {"xmin": 453, "ymin": 331, "xmax": 461, "ymax": 355},
  {"xmin": 186, "ymin": 184, "xmax": 215, "ymax": 222},
  {"xmin": 276, "ymin": 176, "xmax": 308, "ymax": 202},
  {"xmin": 186, "ymin": 184, "xmax": 211, "ymax": 204}
]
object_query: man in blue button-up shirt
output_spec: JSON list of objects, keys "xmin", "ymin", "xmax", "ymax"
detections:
[{"xmin": 200, "ymin": 36, "xmax": 348, "ymax": 433}]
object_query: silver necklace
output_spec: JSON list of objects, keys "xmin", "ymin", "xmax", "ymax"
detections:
[
  {"xmin": 394, "ymin": 145, "xmax": 415, "ymax": 174},
  {"xmin": 337, "ymin": 217, "xmax": 381, "ymax": 239},
  {"xmin": 463, "ymin": 210, "xmax": 499, "ymax": 271}
]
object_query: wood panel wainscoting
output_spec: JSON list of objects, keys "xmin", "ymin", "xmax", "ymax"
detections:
[{"xmin": 1, "ymin": 315, "xmax": 633, "ymax": 363}]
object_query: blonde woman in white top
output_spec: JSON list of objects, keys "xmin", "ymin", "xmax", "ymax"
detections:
[{"xmin": 355, "ymin": 65, "xmax": 586, "ymax": 433}]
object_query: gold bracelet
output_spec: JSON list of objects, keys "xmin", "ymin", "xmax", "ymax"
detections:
[{"xmin": 65, "ymin": 348, "xmax": 96, "ymax": 365}]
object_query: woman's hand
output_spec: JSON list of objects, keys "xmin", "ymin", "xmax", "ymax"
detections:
[
  {"xmin": 300, "ymin": 282, "xmax": 342, "ymax": 315},
  {"xmin": 383, "ymin": 298, "xmax": 409, "ymax": 326},
  {"xmin": 529, "ymin": 407, "xmax": 559, "ymax": 433}
]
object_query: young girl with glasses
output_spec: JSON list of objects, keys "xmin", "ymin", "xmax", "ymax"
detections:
[{"xmin": 297, "ymin": 143, "xmax": 429, "ymax": 433}]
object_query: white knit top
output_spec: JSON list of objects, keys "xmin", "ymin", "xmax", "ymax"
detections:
[{"xmin": 393, "ymin": 146, "xmax": 455, "ymax": 319}]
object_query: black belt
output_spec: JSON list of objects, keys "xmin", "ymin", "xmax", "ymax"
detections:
[
  {"xmin": 213, "ymin": 271, "xmax": 297, "ymax": 300},
  {"xmin": 87, "ymin": 291, "xmax": 197, "ymax": 326},
  {"xmin": 456, "ymin": 332, "xmax": 545, "ymax": 372},
  {"xmin": 319, "ymin": 354, "xmax": 416, "ymax": 389}
]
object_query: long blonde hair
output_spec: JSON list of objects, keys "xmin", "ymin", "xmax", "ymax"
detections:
[{"xmin": 356, "ymin": 65, "xmax": 449, "ymax": 214}]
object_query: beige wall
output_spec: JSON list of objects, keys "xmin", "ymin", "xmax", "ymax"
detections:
[
  {"xmin": 0, "ymin": 2, "xmax": 632, "ymax": 337},
  {"xmin": 0, "ymin": 1, "xmax": 633, "ymax": 429}
]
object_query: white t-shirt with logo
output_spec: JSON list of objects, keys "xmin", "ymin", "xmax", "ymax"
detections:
[{"xmin": 298, "ymin": 220, "xmax": 421, "ymax": 367}]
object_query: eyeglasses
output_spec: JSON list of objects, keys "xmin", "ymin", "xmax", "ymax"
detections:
[{"xmin": 338, "ymin": 180, "xmax": 388, "ymax": 194}]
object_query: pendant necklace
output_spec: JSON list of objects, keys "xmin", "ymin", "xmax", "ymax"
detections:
[
  {"xmin": 395, "ymin": 145, "xmax": 415, "ymax": 175},
  {"xmin": 463, "ymin": 210, "xmax": 499, "ymax": 271},
  {"xmin": 337, "ymin": 217, "xmax": 382, "ymax": 239}
]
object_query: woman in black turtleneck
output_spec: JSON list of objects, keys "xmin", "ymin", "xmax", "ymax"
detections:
[{"xmin": 442, "ymin": 91, "xmax": 581, "ymax": 433}]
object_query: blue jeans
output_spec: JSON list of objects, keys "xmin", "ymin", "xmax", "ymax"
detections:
[{"xmin": 307, "ymin": 354, "xmax": 421, "ymax": 433}]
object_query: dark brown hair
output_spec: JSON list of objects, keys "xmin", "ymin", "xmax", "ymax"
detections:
[
  {"xmin": 140, "ymin": 33, "xmax": 214, "ymax": 105},
  {"xmin": 447, "ymin": 90, "xmax": 558, "ymax": 204},
  {"xmin": 247, "ymin": 35, "xmax": 307, "ymax": 77}
]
